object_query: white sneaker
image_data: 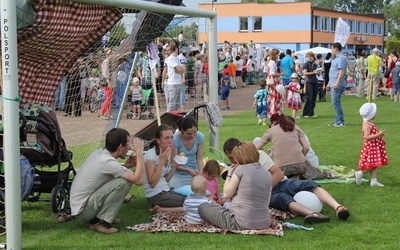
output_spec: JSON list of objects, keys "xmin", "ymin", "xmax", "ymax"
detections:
[
  {"xmin": 370, "ymin": 181, "xmax": 384, "ymax": 187},
  {"xmin": 355, "ymin": 171, "xmax": 363, "ymax": 185}
]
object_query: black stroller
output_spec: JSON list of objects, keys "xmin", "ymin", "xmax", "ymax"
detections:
[{"xmin": 19, "ymin": 103, "xmax": 76, "ymax": 214}]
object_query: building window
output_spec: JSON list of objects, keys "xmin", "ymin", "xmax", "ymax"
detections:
[
  {"xmin": 331, "ymin": 18, "xmax": 337, "ymax": 32},
  {"xmin": 371, "ymin": 23, "xmax": 376, "ymax": 35},
  {"xmin": 356, "ymin": 21, "xmax": 362, "ymax": 34},
  {"xmin": 347, "ymin": 20, "xmax": 354, "ymax": 33},
  {"xmin": 364, "ymin": 22, "xmax": 369, "ymax": 34},
  {"xmin": 239, "ymin": 17, "xmax": 248, "ymax": 31},
  {"xmin": 321, "ymin": 17, "xmax": 328, "ymax": 31},
  {"xmin": 253, "ymin": 16, "xmax": 262, "ymax": 31},
  {"xmin": 377, "ymin": 24, "xmax": 382, "ymax": 35},
  {"xmin": 313, "ymin": 16, "xmax": 319, "ymax": 30}
]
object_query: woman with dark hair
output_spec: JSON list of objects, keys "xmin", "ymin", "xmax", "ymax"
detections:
[
  {"xmin": 169, "ymin": 116, "xmax": 205, "ymax": 189},
  {"xmin": 143, "ymin": 124, "xmax": 185, "ymax": 212},
  {"xmin": 255, "ymin": 114, "xmax": 327, "ymax": 179},
  {"xmin": 302, "ymin": 51, "xmax": 320, "ymax": 117},
  {"xmin": 198, "ymin": 141, "xmax": 272, "ymax": 230}
]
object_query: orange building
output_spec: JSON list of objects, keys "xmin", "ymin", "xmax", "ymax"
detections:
[{"xmin": 199, "ymin": 2, "xmax": 384, "ymax": 55}]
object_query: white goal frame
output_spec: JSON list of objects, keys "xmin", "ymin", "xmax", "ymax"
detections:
[{"xmin": 0, "ymin": 1, "xmax": 217, "ymax": 248}]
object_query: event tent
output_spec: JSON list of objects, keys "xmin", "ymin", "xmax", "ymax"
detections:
[{"xmin": 295, "ymin": 46, "xmax": 332, "ymax": 63}]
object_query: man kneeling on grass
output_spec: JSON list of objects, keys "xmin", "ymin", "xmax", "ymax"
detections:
[{"xmin": 70, "ymin": 128, "xmax": 145, "ymax": 234}]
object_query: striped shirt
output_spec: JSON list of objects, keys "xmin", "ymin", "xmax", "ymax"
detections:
[{"xmin": 183, "ymin": 194, "xmax": 213, "ymax": 224}]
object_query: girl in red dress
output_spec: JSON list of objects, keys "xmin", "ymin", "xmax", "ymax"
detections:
[{"xmin": 355, "ymin": 103, "xmax": 388, "ymax": 187}]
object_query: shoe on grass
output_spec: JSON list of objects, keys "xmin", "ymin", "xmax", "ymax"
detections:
[
  {"xmin": 257, "ymin": 119, "xmax": 262, "ymax": 125},
  {"xmin": 336, "ymin": 206, "xmax": 350, "ymax": 220},
  {"xmin": 89, "ymin": 220, "xmax": 119, "ymax": 234},
  {"xmin": 334, "ymin": 123, "xmax": 345, "ymax": 127},
  {"xmin": 370, "ymin": 181, "xmax": 384, "ymax": 187},
  {"xmin": 304, "ymin": 212, "xmax": 330, "ymax": 224}
]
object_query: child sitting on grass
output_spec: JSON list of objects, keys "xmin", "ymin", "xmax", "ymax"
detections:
[
  {"xmin": 183, "ymin": 176, "xmax": 213, "ymax": 224},
  {"xmin": 252, "ymin": 79, "xmax": 268, "ymax": 125},
  {"xmin": 202, "ymin": 159, "xmax": 222, "ymax": 205}
]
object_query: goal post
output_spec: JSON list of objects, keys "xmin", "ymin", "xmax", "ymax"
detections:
[{"xmin": 1, "ymin": 1, "xmax": 217, "ymax": 249}]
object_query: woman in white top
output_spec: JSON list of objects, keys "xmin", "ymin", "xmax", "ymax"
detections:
[{"xmin": 144, "ymin": 125, "xmax": 185, "ymax": 212}]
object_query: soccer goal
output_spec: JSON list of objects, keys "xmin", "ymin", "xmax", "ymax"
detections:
[{"xmin": 1, "ymin": 0, "xmax": 217, "ymax": 248}]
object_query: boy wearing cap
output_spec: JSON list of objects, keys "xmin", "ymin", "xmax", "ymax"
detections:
[
  {"xmin": 391, "ymin": 62, "xmax": 400, "ymax": 102},
  {"xmin": 356, "ymin": 103, "xmax": 388, "ymax": 187},
  {"xmin": 220, "ymin": 67, "xmax": 231, "ymax": 110}
]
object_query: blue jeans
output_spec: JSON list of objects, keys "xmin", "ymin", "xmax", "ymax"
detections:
[
  {"xmin": 269, "ymin": 179, "xmax": 318, "ymax": 212},
  {"xmin": 331, "ymin": 85, "xmax": 345, "ymax": 124},
  {"xmin": 54, "ymin": 76, "xmax": 67, "ymax": 110}
]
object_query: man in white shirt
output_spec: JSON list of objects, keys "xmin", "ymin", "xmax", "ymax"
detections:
[{"xmin": 164, "ymin": 42, "xmax": 185, "ymax": 112}]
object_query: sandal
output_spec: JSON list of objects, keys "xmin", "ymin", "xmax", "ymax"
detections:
[
  {"xmin": 304, "ymin": 212, "xmax": 330, "ymax": 224},
  {"xmin": 336, "ymin": 206, "xmax": 350, "ymax": 220}
]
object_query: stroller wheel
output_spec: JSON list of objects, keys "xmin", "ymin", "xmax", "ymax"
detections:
[
  {"xmin": 127, "ymin": 113, "xmax": 132, "ymax": 119},
  {"xmin": 140, "ymin": 114, "xmax": 147, "ymax": 120},
  {"xmin": 50, "ymin": 185, "xmax": 67, "ymax": 214},
  {"xmin": 148, "ymin": 113, "xmax": 154, "ymax": 119}
]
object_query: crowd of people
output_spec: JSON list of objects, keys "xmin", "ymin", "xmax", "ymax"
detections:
[
  {"xmin": 63, "ymin": 38, "xmax": 395, "ymax": 234},
  {"xmin": 68, "ymin": 114, "xmax": 356, "ymax": 234}
]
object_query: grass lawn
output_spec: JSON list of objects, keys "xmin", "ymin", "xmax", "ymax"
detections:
[{"xmin": 2, "ymin": 95, "xmax": 399, "ymax": 249}]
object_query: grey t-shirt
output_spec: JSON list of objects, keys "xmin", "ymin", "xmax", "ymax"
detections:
[
  {"xmin": 70, "ymin": 148, "xmax": 127, "ymax": 216},
  {"xmin": 229, "ymin": 163, "xmax": 272, "ymax": 230},
  {"xmin": 260, "ymin": 125, "xmax": 306, "ymax": 167}
]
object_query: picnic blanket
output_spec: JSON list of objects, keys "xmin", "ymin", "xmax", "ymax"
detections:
[
  {"xmin": 126, "ymin": 209, "xmax": 291, "ymax": 236},
  {"xmin": 315, "ymin": 165, "xmax": 368, "ymax": 184}
]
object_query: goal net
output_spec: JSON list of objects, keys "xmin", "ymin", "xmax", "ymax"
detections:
[{"xmin": 0, "ymin": 0, "xmax": 214, "ymax": 238}]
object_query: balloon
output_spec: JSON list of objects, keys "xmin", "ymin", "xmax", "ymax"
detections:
[
  {"xmin": 293, "ymin": 191, "xmax": 323, "ymax": 212},
  {"xmin": 276, "ymin": 84, "xmax": 285, "ymax": 94}
]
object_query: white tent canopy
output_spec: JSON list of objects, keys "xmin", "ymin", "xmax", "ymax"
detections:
[{"xmin": 295, "ymin": 46, "xmax": 332, "ymax": 63}]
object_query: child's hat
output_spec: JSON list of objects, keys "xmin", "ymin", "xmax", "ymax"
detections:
[
  {"xmin": 396, "ymin": 61, "xmax": 400, "ymax": 67},
  {"xmin": 222, "ymin": 68, "xmax": 229, "ymax": 75},
  {"xmin": 359, "ymin": 103, "xmax": 377, "ymax": 121},
  {"xmin": 133, "ymin": 77, "xmax": 140, "ymax": 83},
  {"xmin": 291, "ymin": 73, "xmax": 299, "ymax": 79}
]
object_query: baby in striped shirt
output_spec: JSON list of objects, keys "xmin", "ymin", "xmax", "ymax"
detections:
[{"xmin": 183, "ymin": 176, "xmax": 213, "ymax": 224}]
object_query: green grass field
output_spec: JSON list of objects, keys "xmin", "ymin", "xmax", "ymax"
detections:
[{"xmin": 3, "ymin": 95, "xmax": 399, "ymax": 249}]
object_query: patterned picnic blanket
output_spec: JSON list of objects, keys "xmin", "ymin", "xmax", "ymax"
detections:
[{"xmin": 126, "ymin": 209, "xmax": 291, "ymax": 236}]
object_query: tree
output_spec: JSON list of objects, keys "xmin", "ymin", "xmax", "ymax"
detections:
[
  {"xmin": 305, "ymin": 0, "xmax": 385, "ymax": 14},
  {"xmin": 384, "ymin": 1, "xmax": 400, "ymax": 39}
]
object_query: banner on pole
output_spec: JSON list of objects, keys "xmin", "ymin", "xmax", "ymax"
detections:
[
  {"xmin": 334, "ymin": 17, "xmax": 350, "ymax": 47},
  {"xmin": 147, "ymin": 41, "xmax": 160, "ymax": 78}
]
